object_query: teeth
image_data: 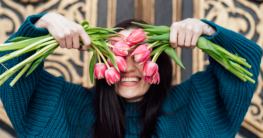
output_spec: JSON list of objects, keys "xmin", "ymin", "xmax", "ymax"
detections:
[{"xmin": 121, "ymin": 78, "xmax": 139, "ymax": 82}]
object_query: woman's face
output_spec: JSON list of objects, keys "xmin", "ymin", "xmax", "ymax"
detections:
[{"xmin": 114, "ymin": 28, "xmax": 151, "ymax": 102}]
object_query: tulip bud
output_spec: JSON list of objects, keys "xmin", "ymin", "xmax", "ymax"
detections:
[
  {"xmin": 143, "ymin": 61, "xmax": 158, "ymax": 77},
  {"xmin": 131, "ymin": 43, "xmax": 151, "ymax": 65},
  {"xmin": 113, "ymin": 41, "xmax": 130, "ymax": 56},
  {"xmin": 105, "ymin": 67, "xmax": 120, "ymax": 85},
  {"xmin": 126, "ymin": 28, "xmax": 146, "ymax": 46},
  {"xmin": 115, "ymin": 56, "xmax": 127, "ymax": 72},
  {"xmin": 94, "ymin": 63, "xmax": 107, "ymax": 79},
  {"xmin": 109, "ymin": 33, "xmax": 126, "ymax": 45}
]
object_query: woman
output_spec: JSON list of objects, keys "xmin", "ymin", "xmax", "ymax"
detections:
[{"xmin": 0, "ymin": 12, "xmax": 261, "ymax": 138}]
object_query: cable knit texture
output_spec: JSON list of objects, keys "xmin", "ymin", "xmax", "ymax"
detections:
[{"xmin": 0, "ymin": 14, "xmax": 262, "ymax": 138}]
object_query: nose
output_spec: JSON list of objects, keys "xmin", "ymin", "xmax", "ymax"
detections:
[{"xmin": 125, "ymin": 55, "xmax": 136, "ymax": 72}]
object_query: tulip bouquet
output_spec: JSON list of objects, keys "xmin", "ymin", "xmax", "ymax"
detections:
[
  {"xmin": 0, "ymin": 21, "xmax": 255, "ymax": 87},
  {"xmin": 0, "ymin": 21, "xmax": 124, "ymax": 86},
  {"xmin": 127, "ymin": 22, "xmax": 255, "ymax": 84}
]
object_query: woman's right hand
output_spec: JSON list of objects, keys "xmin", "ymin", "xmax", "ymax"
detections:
[{"xmin": 34, "ymin": 12, "xmax": 91, "ymax": 51}]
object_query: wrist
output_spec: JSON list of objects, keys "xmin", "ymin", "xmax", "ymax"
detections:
[
  {"xmin": 34, "ymin": 13, "xmax": 49, "ymax": 29},
  {"xmin": 202, "ymin": 22, "xmax": 216, "ymax": 36}
]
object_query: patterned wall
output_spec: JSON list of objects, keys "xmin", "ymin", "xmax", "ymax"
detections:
[{"xmin": 0, "ymin": 0, "xmax": 262, "ymax": 137}]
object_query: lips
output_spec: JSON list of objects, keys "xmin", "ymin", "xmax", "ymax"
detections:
[{"xmin": 119, "ymin": 75, "xmax": 142, "ymax": 87}]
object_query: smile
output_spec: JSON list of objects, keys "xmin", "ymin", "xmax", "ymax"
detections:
[{"xmin": 119, "ymin": 76, "xmax": 142, "ymax": 87}]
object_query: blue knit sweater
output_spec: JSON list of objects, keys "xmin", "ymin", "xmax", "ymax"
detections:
[{"xmin": 0, "ymin": 13, "xmax": 262, "ymax": 138}]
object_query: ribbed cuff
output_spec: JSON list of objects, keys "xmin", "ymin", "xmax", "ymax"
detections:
[{"xmin": 15, "ymin": 13, "xmax": 49, "ymax": 37}]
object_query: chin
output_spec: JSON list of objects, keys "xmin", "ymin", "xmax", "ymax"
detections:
[
  {"xmin": 115, "ymin": 81, "xmax": 150, "ymax": 102},
  {"xmin": 118, "ymin": 88, "xmax": 139, "ymax": 99}
]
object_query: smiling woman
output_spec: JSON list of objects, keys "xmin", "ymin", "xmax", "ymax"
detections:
[
  {"xmin": 92, "ymin": 19, "xmax": 173, "ymax": 138},
  {"xmin": 0, "ymin": 12, "xmax": 262, "ymax": 138}
]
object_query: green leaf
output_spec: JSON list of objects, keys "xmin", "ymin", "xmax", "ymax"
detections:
[
  {"xmin": 99, "ymin": 39, "xmax": 120, "ymax": 72},
  {"xmin": 86, "ymin": 27, "xmax": 117, "ymax": 33},
  {"xmin": 150, "ymin": 44, "xmax": 170, "ymax": 56},
  {"xmin": 91, "ymin": 40, "xmax": 109, "ymax": 54},
  {"xmin": 196, "ymin": 37, "xmax": 225, "ymax": 60},
  {"xmin": 26, "ymin": 46, "xmax": 57, "ymax": 77},
  {"xmin": 131, "ymin": 22, "xmax": 156, "ymax": 29},
  {"xmin": 164, "ymin": 46, "xmax": 185, "ymax": 69},
  {"xmin": 89, "ymin": 49, "xmax": 96, "ymax": 84},
  {"xmin": 148, "ymin": 33, "xmax": 170, "ymax": 41},
  {"xmin": 81, "ymin": 21, "xmax": 89, "ymax": 29},
  {"xmin": 89, "ymin": 34, "xmax": 117, "ymax": 40},
  {"xmin": 8, "ymin": 36, "xmax": 31, "ymax": 42},
  {"xmin": 143, "ymin": 28, "xmax": 170, "ymax": 34}
]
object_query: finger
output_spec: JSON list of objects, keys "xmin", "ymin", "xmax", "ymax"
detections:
[
  {"xmin": 78, "ymin": 47, "xmax": 87, "ymax": 51},
  {"xmin": 191, "ymin": 28, "xmax": 202, "ymax": 49},
  {"xmin": 79, "ymin": 27, "xmax": 91, "ymax": 50},
  {"xmin": 178, "ymin": 23, "xmax": 186, "ymax": 48},
  {"xmin": 72, "ymin": 33, "xmax": 80, "ymax": 49},
  {"xmin": 184, "ymin": 25, "xmax": 194, "ymax": 49},
  {"xmin": 65, "ymin": 31, "xmax": 73, "ymax": 49},
  {"xmin": 57, "ymin": 33, "xmax": 66, "ymax": 48},
  {"xmin": 170, "ymin": 22, "xmax": 178, "ymax": 48}
]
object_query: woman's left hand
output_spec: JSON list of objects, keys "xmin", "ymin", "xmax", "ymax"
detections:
[{"xmin": 169, "ymin": 18, "xmax": 216, "ymax": 49}]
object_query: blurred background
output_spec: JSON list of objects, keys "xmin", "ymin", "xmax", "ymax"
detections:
[{"xmin": 0, "ymin": 0, "xmax": 263, "ymax": 137}]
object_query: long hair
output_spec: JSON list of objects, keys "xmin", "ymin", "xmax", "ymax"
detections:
[{"xmin": 92, "ymin": 19, "xmax": 173, "ymax": 138}]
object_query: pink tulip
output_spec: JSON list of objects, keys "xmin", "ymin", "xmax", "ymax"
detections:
[
  {"xmin": 143, "ymin": 76, "xmax": 153, "ymax": 85},
  {"xmin": 109, "ymin": 33, "xmax": 126, "ymax": 45},
  {"xmin": 143, "ymin": 61, "xmax": 158, "ymax": 77},
  {"xmin": 126, "ymin": 28, "xmax": 146, "ymax": 46},
  {"xmin": 113, "ymin": 41, "xmax": 130, "ymax": 56},
  {"xmin": 115, "ymin": 56, "xmax": 127, "ymax": 72},
  {"xmin": 151, "ymin": 72, "xmax": 160, "ymax": 84},
  {"xmin": 143, "ymin": 72, "xmax": 160, "ymax": 85},
  {"xmin": 105, "ymin": 67, "xmax": 120, "ymax": 85},
  {"xmin": 108, "ymin": 57, "xmax": 127, "ymax": 72},
  {"xmin": 108, "ymin": 59, "xmax": 113, "ymax": 67},
  {"xmin": 94, "ymin": 63, "xmax": 107, "ymax": 79},
  {"xmin": 131, "ymin": 43, "xmax": 151, "ymax": 65}
]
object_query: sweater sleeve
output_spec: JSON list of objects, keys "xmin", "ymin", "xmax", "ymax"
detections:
[
  {"xmin": 0, "ymin": 13, "xmax": 49, "ymax": 133},
  {"xmin": 189, "ymin": 20, "xmax": 262, "ymax": 136}
]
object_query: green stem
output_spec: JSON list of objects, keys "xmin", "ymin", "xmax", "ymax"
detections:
[
  {"xmin": 147, "ymin": 41, "xmax": 160, "ymax": 49},
  {"xmin": 97, "ymin": 51, "xmax": 101, "ymax": 63},
  {"xmin": 130, "ymin": 45, "xmax": 137, "ymax": 50},
  {"xmin": 91, "ymin": 44, "xmax": 110, "ymax": 68},
  {"xmin": 207, "ymin": 51, "xmax": 250, "ymax": 82},
  {"xmin": 35, "ymin": 40, "xmax": 57, "ymax": 49},
  {"xmin": 152, "ymin": 51, "xmax": 162, "ymax": 63},
  {"xmin": 0, "ymin": 43, "xmax": 57, "ymax": 80},
  {"xmin": 103, "ymin": 53, "xmax": 110, "ymax": 59},
  {"xmin": 244, "ymin": 75, "xmax": 255, "ymax": 84},
  {"xmin": 0, "ymin": 37, "xmax": 53, "ymax": 64},
  {"xmin": 106, "ymin": 43, "xmax": 114, "ymax": 48},
  {"xmin": 0, "ymin": 35, "xmax": 48, "ymax": 51},
  {"xmin": 212, "ymin": 43, "xmax": 250, "ymax": 68},
  {"xmin": 230, "ymin": 62, "xmax": 253, "ymax": 77},
  {"xmin": 10, "ymin": 62, "xmax": 32, "ymax": 87}
]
